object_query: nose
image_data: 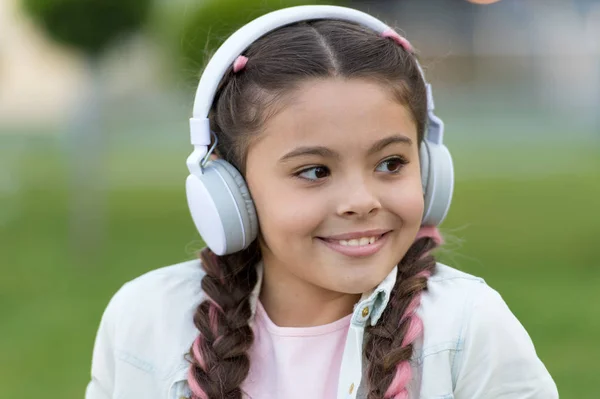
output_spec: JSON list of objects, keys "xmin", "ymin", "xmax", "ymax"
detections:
[{"xmin": 336, "ymin": 177, "xmax": 382, "ymax": 218}]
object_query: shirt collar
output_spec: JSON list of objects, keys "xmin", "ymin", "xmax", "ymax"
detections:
[{"xmin": 249, "ymin": 262, "xmax": 397, "ymax": 327}]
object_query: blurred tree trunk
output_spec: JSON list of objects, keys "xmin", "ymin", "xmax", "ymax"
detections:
[{"xmin": 65, "ymin": 57, "xmax": 107, "ymax": 264}]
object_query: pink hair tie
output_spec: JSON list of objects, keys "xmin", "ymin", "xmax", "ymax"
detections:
[
  {"xmin": 381, "ymin": 28, "xmax": 413, "ymax": 53},
  {"xmin": 233, "ymin": 55, "xmax": 249, "ymax": 73}
]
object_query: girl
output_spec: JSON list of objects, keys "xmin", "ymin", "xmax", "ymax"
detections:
[{"xmin": 86, "ymin": 5, "xmax": 558, "ymax": 399}]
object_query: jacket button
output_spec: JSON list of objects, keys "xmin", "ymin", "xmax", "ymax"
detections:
[
  {"xmin": 349, "ymin": 382, "xmax": 355, "ymax": 394},
  {"xmin": 361, "ymin": 307, "xmax": 370, "ymax": 318}
]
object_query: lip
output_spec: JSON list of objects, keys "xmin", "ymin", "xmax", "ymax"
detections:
[
  {"xmin": 317, "ymin": 230, "xmax": 391, "ymax": 258},
  {"xmin": 319, "ymin": 229, "xmax": 391, "ymax": 241}
]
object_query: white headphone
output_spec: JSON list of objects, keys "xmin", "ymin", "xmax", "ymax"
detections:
[{"xmin": 186, "ymin": 5, "xmax": 454, "ymax": 256}]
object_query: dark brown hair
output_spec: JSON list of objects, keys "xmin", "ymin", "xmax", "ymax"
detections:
[{"xmin": 187, "ymin": 19, "xmax": 436, "ymax": 399}]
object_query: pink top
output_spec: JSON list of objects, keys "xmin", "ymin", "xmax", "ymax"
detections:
[{"xmin": 242, "ymin": 301, "xmax": 352, "ymax": 399}]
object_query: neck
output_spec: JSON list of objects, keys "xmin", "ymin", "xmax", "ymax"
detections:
[{"xmin": 258, "ymin": 258, "xmax": 361, "ymax": 328}]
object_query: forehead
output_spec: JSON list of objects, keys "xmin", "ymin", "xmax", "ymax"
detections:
[{"xmin": 251, "ymin": 78, "xmax": 418, "ymax": 157}]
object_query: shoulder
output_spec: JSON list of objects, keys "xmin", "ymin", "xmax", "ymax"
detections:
[
  {"xmin": 119, "ymin": 257, "xmax": 205, "ymax": 300},
  {"xmin": 419, "ymin": 263, "xmax": 506, "ymax": 355},
  {"xmin": 422, "ymin": 262, "xmax": 490, "ymax": 316},
  {"xmin": 126, "ymin": 257, "xmax": 206, "ymax": 287},
  {"xmin": 424, "ymin": 262, "xmax": 514, "ymax": 324},
  {"xmin": 419, "ymin": 263, "xmax": 558, "ymax": 398},
  {"xmin": 102, "ymin": 258, "xmax": 206, "ymax": 378},
  {"xmin": 109, "ymin": 258, "xmax": 206, "ymax": 327},
  {"xmin": 428, "ymin": 262, "xmax": 486, "ymax": 286}
]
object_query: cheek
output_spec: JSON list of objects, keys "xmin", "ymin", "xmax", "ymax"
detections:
[
  {"xmin": 249, "ymin": 178, "xmax": 324, "ymax": 243},
  {"xmin": 384, "ymin": 175, "xmax": 425, "ymax": 224}
]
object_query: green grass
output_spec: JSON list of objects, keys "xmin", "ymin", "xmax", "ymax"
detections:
[
  {"xmin": 440, "ymin": 170, "xmax": 600, "ymax": 398},
  {"xmin": 1, "ymin": 136, "xmax": 598, "ymax": 398}
]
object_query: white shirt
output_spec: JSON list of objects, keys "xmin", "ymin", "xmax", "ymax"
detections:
[{"xmin": 85, "ymin": 259, "xmax": 558, "ymax": 399}]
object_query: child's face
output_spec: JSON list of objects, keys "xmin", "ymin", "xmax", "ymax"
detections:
[{"xmin": 245, "ymin": 78, "xmax": 423, "ymax": 296}]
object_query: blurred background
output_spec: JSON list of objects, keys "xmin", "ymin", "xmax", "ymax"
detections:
[{"xmin": 1, "ymin": 0, "xmax": 598, "ymax": 397}]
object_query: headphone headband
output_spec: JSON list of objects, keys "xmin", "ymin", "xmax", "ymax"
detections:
[
  {"xmin": 189, "ymin": 5, "xmax": 445, "ymax": 155},
  {"xmin": 192, "ymin": 6, "xmax": 388, "ymax": 119}
]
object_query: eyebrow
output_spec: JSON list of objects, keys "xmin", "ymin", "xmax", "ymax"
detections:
[{"xmin": 278, "ymin": 134, "xmax": 413, "ymax": 163}]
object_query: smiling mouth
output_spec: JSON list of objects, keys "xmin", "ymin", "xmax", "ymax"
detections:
[
  {"xmin": 316, "ymin": 231, "xmax": 391, "ymax": 257},
  {"xmin": 319, "ymin": 233, "xmax": 387, "ymax": 247}
]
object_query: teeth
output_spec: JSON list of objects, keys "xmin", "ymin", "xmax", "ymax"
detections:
[{"xmin": 338, "ymin": 236, "xmax": 378, "ymax": 247}]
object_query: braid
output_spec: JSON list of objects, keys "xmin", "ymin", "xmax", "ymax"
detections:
[
  {"xmin": 187, "ymin": 242, "xmax": 261, "ymax": 399},
  {"xmin": 364, "ymin": 237, "xmax": 438, "ymax": 399}
]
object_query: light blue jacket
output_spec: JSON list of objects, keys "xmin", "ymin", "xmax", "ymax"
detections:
[{"xmin": 86, "ymin": 260, "xmax": 559, "ymax": 399}]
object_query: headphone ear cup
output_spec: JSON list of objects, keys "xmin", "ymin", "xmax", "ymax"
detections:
[
  {"xmin": 419, "ymin": 143, "xmax": 430, "ymax": 197},
  {"xmin": 420, "ymin": 140, "xmax": 454, "ymax": 226},
  {"xmin": 185, "ymin": 159, "xmax": 258, "ymax": 255},
  {"xmin": 213, "ymin": 159, "xmax": 259, "ymax": 244}
]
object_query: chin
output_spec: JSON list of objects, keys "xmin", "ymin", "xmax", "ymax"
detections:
[{"xmin": 333, "ymin": 271, "xmax": 391, "ymax": 295}]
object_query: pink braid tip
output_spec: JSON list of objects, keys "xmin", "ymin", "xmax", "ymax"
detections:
[
  {"xmin": 384, "ymin": 361, "xmax": 412, "ymax": 398},
  {"xmin": 381, "ymin": 29, "xmax": 413, "ymax": 53},
  {"xmin": 233, "ymin": 55, "xmax": 249, "ymax": 73},
  {"xmin": 388, "ymin": 278, "xmax": 428, "ymax": 398}
]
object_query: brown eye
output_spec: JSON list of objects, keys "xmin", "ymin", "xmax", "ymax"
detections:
[
  {"xmin": 314, "ymin": 167, "xmax": 329, "ymax": 179},
  {"xmin": 376, "ymin": 157, "xmax": 407, "ymax": 173},
  {"xmin": 297, "ymin": 166, "xmax": 330, "ymax": 181}
]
